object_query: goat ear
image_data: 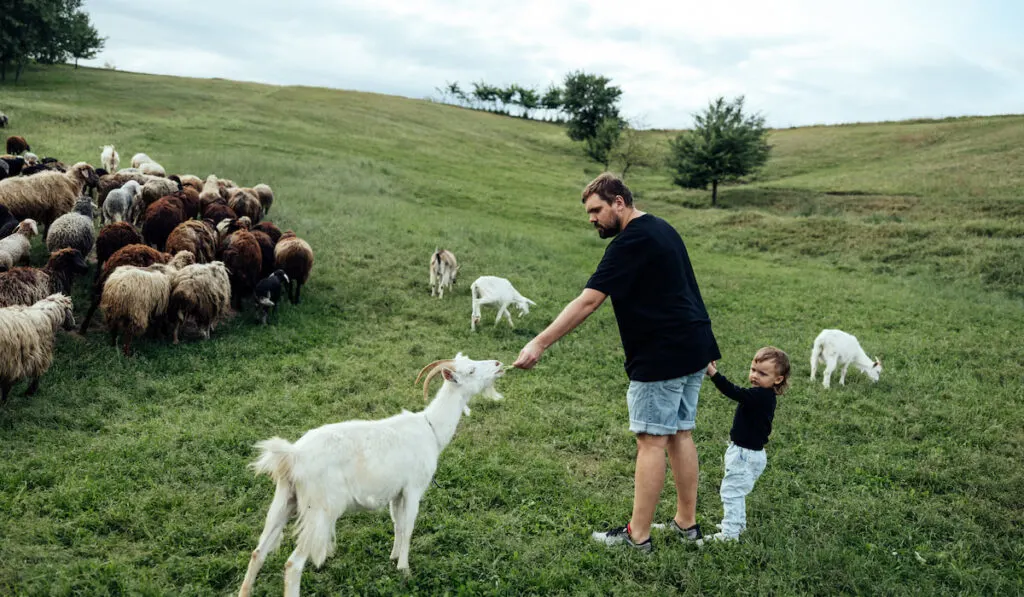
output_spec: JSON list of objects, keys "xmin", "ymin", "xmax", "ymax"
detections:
[{"xmin": 442, "ymin": 368, "xmax": 459, "ymax": 383}]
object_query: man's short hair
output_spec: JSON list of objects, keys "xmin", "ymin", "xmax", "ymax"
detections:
[{"xmin": 581, "ymin": 172, "xmax": 633, "ymax": 206}]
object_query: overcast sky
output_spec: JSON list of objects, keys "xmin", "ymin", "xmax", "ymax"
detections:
[{"xmin": 82, "ymin": 0, "xmax": 1023, "ymax": 129}]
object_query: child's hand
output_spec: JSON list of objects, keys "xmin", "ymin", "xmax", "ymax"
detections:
[{"xmin": 705, "ymin": 361, "xmax": 717, "ymax": 377}]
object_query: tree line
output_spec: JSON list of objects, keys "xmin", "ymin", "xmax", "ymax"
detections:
[
  {"xmin": 439, "ymin": 71, "xmax": 771, "ymax": 206},
  {"xmin": 0, "ymin": 0, "xmax": 105, "ymax": 82}
]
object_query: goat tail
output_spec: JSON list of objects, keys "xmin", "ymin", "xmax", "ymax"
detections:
[{"xmin": 249, "ymin": 437, "xmax": 296, "ymax": 484}]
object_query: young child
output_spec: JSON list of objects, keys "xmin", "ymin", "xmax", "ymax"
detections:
[{"xmin": 702, "ymin": 346, "xmax": 791, "ymax": 543}]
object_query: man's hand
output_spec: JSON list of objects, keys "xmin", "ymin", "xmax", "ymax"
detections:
[
  {"xmin": 514, "ymin": 340, "xmax": 545, "ymax": 370},
  {"xmin": 705, "ymin": 361, "xmax": 717, "ymax": 377}
]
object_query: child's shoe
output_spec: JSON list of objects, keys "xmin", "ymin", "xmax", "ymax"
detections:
[{"xmin": 696, "ymin": 531, "xmax": 739, "ymax": 546}]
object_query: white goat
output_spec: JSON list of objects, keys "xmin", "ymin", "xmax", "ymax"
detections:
[
  {"xmin": 100, "ymin": 145, "xmax": 119, "ymax": 173},
  {"xmin": 810, "ymin": 329, "xmax": 882, "ymax": 388},
  {"xmin": 238, "ymin": 353, "xmax": 505, "ymax": 597},
  {"xmin": 470, "ymin": 275, "xmax": 535, "ymax": 331},
  {"xmin": 429, "ymin": 248, "xmax": 458, "ymax": 298}
]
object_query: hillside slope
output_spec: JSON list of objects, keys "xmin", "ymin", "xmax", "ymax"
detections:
[{"xmin": 0, "ymin": 66, "xmax": 1020, "ymax": 596}]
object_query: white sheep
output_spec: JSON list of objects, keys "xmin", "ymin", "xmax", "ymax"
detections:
[
  {"xmin": 470, "ymin": 275, "xmax": 536, "ymax": 331},
  {"xmin": 0, "ymin": 162, "xmax": 99, "ymax": 235},
  {"xmin": 810, "ymin": 329, "xmax": 882, "ymax": 388},
  {"xmin": 429, "ymin": 248, "xmax": 458, "ymax": 298},
  {"xmin": 0, "ymin": 219, "xmax": 39, "ymax": 270},
  {"xmin": 139, "ymin": 161, "xmax": 166, "ymax": 177},
  {"xmin": 100, "ymin": 145, "xmax": 120, "ymax": 173},
  {"xmin": 237, "ymin": 353, "xmax": 506, "ymax": 597},
  {"xmin": 23, "ymin": 152, "xmax": 39, "ymax": 167},
  {"xmin": 100, "ymin": 251, "xmax": 195, "ymax": 355},
  {"xmin": 130, "ymin": 153, "xmax": 154, "ymax": 169},
  {"xmin": 0, "ymin": 293, "xmax": 75, "ymax": 404},
  {"xmin": 102, "ymin": 180, "xmax": 141, "ymax": 225}
]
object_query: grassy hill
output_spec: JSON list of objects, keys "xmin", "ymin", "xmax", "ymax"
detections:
[{"xmin": 0, "ymin": 65, "xmax": 1021, "ymax": 595}]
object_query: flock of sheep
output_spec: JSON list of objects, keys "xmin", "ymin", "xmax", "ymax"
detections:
[{"xmin": 0, "ymin": 135, "xmax": 315, "ymax": 404}]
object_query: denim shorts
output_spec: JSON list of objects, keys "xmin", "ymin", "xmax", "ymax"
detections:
[{"xmin": 626, "ymin": 370, "xmax": 704, "ymax": 435}]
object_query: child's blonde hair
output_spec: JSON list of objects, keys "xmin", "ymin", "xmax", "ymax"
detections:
[{"xmin": 754, "ymin": 346, "xmax": 791, "ymax": 395}]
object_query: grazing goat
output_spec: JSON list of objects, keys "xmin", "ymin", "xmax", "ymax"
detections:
[
  {"xmin": 429, "ymin": 248, "xmax": 458, "ymax": 298},
  {"xmin": 238, "ymin": 353, "xmax": 505, "ymax": 597},
  {"xmin": 810, "ymin": 329, "xmax": 882, "ymax": 388},
  {"xmin": 470, "ymin": 276, "xmax": 536, "ymax": 331},
  {"xmin": 100, "ymin": 145, "xmax": 120, "ymax": 173},
  {"xmin": 0, "ymin": 294, "xmax": 75, "ymax": 405}
]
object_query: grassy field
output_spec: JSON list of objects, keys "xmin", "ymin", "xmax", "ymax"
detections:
[{"xmin": 0, "ymin": 65, "xmax": 1021, "ymax": 595}]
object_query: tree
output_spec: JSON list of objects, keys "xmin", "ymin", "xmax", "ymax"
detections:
[
  {"xmin": 516, "ymin": 86, "xmax": 539, "ymax": 119},
  {"xmin": 609, "ymin": 120, "xmax": 658, "ymax": 180},
  {"xmin": 667, "ymin": 96, "xmax": 771, "ymax": 206},
  {"xmin": 0, "ymin": 0, "xmax": 104, "ymax": 82},
  {"xmin": 541, "ymin": 84, "xmax": 562, "ymax": 121},
  {"xmin": 584, "ymin": 117, "xmax": 624, "ymax": 170},
  {"xmin": 65, "ymin": 10, "xmax": 104, "ymax": 69},
  {"xmin": 560, "ymin": 71, "xmax": 622, "ymax": 142}
]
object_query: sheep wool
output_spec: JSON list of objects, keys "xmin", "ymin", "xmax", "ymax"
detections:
[
  {"xmin": 274, "ymin": 231, "xmax": 314, "ymax": 304},
  {"xmin": 46, "ymin": 196, "xmax": 96, "ymax": 257},
  {"xmin": 0, "ymin": 248, "xmax": 88, "ymax": 308},
  {"xmin": 168, "ymin": 261, "xmax": 231, "ymax": 343},
  {"xmin": 0, "ymin": 162, "xmax": 98, "ymax": 231},
  {"xmin": 0, "ymin": 293, "xmax": 75, "ymax": 403}
]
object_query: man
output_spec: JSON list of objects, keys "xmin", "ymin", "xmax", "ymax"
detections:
[{"xmin": 513, "ymin": 172, "xmax": 720, "ymax": 552}]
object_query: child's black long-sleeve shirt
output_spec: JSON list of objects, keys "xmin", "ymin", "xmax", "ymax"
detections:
[{"xmin": 710, "ymin": 372, "xmax": 777, "ymax": 450}]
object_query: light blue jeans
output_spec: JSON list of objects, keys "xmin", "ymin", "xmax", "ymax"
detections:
[
  {"xmin": 719, "ymin": 442, "xmax": 767, "ymax": 537},
  {"xmin": 626, "ymin": 370, "xmax": 704, "ymax": 435}
]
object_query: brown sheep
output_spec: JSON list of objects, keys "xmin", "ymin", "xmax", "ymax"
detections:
[
  {"xmin": 274, "ymin": 231, "xmax": 314, "ymax": 304},
  {"xmin": 142, "ymin": 195, "xmax": 186, "ymax": 251},
  {"xmin": 0, "ymin": 249, "xmax": 89, "ymax": 308},
  {"xmin": 252, "ymin": 221, "xmax": 282, "ymax": 244},
  {"xmin": 228, "ymin": 188, "xmax": 263, "ymax": 223},
  {"xmin": 95, "ymin": 222, "xmax": 144, "ymax": 281},
  {"xmin": 221, "ymin": 229, "xmax": 261, "ymax": 309},
  {"xmin": 78, "ymin": 244, "xmax": 169, "ymax": 334},
  {"xmin": 203, "ymin": 202, "xmax": 236, "ymax": 226},
  {"xmin": 6, "ymin": 136, "xmax": 29, "ymax": 155},
  {"xmin": 166, "ymin": 220, "xmax": 217, "ymax": 264},
  {"xmin": 250, "ymin": 230, "xmax": 276, "ymax": 278}
]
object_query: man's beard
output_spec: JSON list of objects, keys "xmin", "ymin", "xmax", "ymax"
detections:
[{"xmin": 596, "ymin": 217, "xmax": 622, "ymax": 239}]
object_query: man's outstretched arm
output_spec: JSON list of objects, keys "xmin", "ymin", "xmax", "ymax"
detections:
[{"xmin": 513, "ymin": 288, "xmax": 607, "ymax": 369}]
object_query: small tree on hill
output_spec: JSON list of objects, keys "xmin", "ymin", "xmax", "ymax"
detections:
[
  {"xmin": 610, "ymin": 119, "xmax": 658, "ymax": 180},
  {"xmin": 66, "ymin": 10, "xmax": 104, "ymax": 69},
  {"xmin": 668, "ymin": 96, "xmax": 771, "ymax": 206},
  {"xmin": 585, "ymin": 117, "xmax": 624, "ymax": 169}
]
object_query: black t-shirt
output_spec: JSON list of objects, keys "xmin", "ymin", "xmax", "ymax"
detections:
[
  {"xmin": 585, "ymin": 214, "xmax": 721, "ymax": 381},
  {"xmin": 710, "ymin": 372, "xmax": 777, "ymax": 451}
]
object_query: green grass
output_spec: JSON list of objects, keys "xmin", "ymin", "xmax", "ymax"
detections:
[{"xmin": 1, "ymin": 65, "xmax": 1022, "ymax": 595}]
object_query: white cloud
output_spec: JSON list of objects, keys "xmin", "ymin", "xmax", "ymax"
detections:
[{"xmin": 83, "ymin": 0, "xmax": 1024, "ymax": 128}]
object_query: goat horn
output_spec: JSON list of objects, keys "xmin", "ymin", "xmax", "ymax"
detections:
[
  {"xmin": 422, "ymin": 365, "xmax": 453, "ymax": 402},
  {"xmin": 415, "ymin": 359, "xmax": 453, "ymax": 386}
]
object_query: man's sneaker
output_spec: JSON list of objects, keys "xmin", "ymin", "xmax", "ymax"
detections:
[
  {"xmin": 695, "ymin": 531, "xmax": 739, "ymax": 546},
  {"xmin": 591, "ymin": 525, "xmax": 653, "ymax": 553},
  {"xmin": 668, "ymin": 519, "xmax": 703, "ymax": 542}
]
